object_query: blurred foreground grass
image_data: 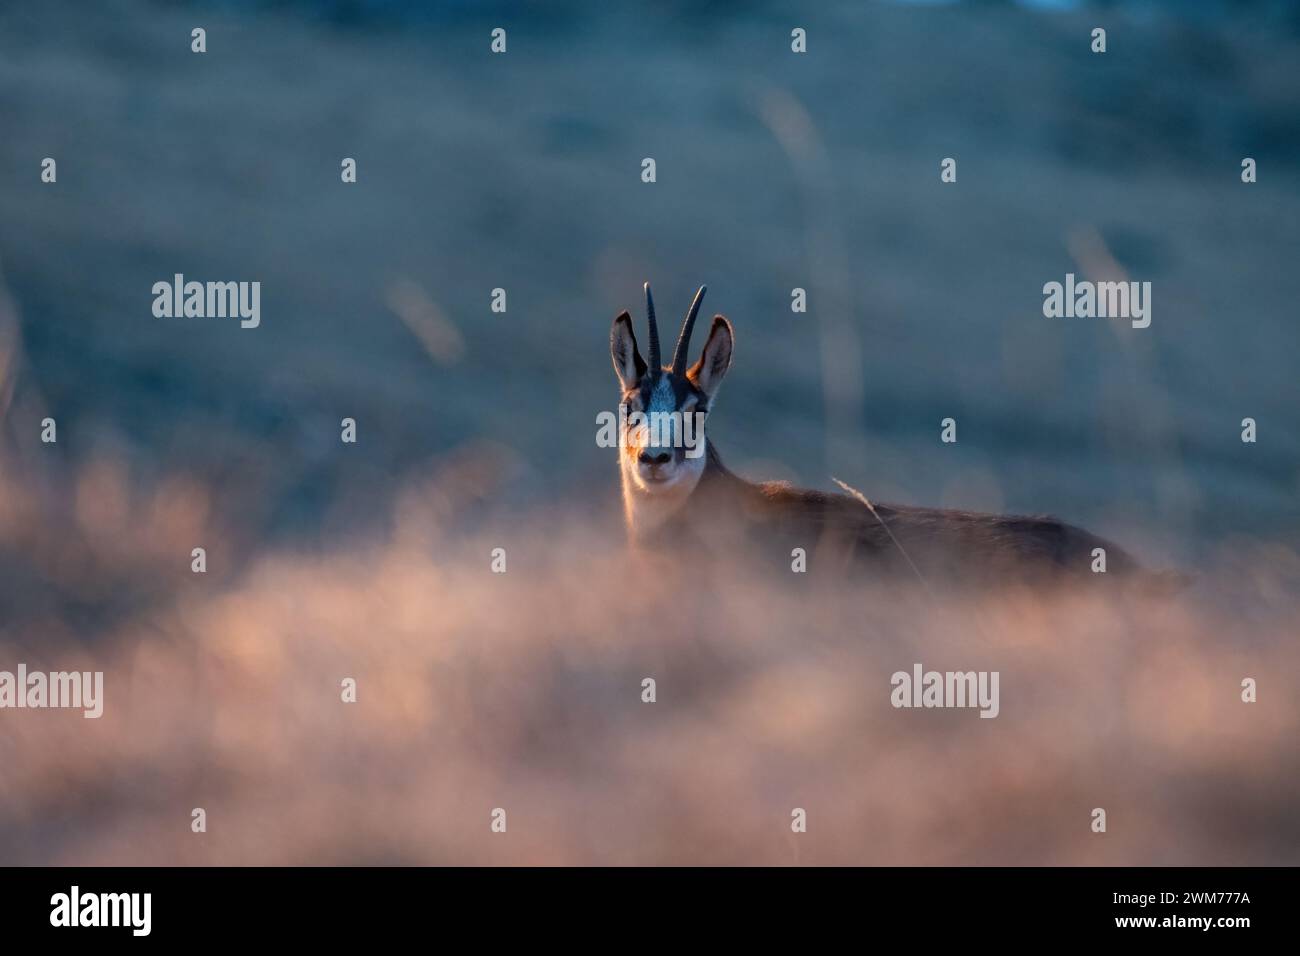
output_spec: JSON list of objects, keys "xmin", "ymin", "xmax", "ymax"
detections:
[{"xmin": 1, "ymin": 451, "xmax": 1297, "ymax": 865}]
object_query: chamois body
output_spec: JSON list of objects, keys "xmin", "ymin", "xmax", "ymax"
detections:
[
  {"xmin": 626, "ymin": 442, "xmax": 1139, "ymax": 585},
  {"xmin": 611, "ymin": 284, "xmax": 1147, "ymax": 587}
]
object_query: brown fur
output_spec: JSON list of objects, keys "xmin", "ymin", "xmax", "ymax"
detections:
[{"xmin": 642, "ymin": 443, "xmax": 1145, "ymax": 588}]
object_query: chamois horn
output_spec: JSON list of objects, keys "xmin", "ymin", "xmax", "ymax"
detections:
[
  {"xmin": 644, "ymin": 282, "xmax": 661, "ymax": 371},
  {"xmin": 671, "ymin": 285, "xmax": 707, "ymax": 376}
]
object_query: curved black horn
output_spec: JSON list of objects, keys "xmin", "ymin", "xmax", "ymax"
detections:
[
  {"xmin": 644, "ymin": 282, "xmax": 661, "ymax": 371},
  {"xmin": 670, "ymin": 285, "xmax": 707, "ymax": 375}
]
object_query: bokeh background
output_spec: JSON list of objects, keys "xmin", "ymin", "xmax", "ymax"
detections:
[{"xmin": 0, "ymin": 0, "xmax": 1297, "ymax": 865}]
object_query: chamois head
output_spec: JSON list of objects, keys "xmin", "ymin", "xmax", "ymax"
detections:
[{"xmin": 610, "ymin": 283, "xmax": 733, "ymax": 497}]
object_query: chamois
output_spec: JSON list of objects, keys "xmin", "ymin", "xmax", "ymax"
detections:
[{"xmin": 610, "ymin": 283, "xmax": 1155, "ymax": 587}]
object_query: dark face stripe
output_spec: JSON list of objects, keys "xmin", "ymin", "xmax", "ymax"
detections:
[
  {"xmin": 622, "ymin": 371, "xmax": 708, "ymax": 465},
  {"xmin": 635, "ymin": 371, "xmax": 703, "ymax": 411}
]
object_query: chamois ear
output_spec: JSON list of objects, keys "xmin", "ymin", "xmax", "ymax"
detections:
[
  {"xmin": 610, "ymin": 311, "xmax": 647, "ymax": 390},
  {"xmin": 687, "ymin": 315, "xmax": 733, "ymax": 398}
]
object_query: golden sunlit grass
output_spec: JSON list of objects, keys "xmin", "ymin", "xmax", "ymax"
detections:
[{"xmin": 1, "ymin": 457, "xmax": 1296, "ymax": 865}]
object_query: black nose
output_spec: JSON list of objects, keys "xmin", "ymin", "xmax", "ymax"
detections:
[{"xmin": 639, "ymin": 450, "xmax": 671, "ymax": 466}]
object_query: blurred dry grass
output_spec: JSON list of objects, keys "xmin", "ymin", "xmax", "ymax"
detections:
[{"xmin": 1, "ymin": 449, "xmax": 1297, "ymax": 866}]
